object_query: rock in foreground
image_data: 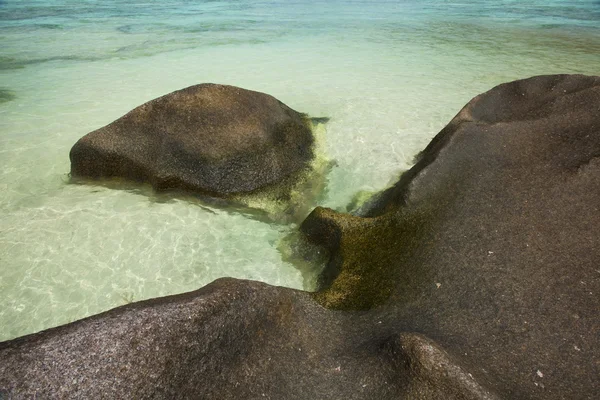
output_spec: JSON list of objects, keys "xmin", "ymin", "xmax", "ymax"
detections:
[
  {"xmin": 70, "ymin": 84, "xmax": 315, "ymax": 197},
  {"xmin": 0, "ymin": 279, "xmax": 497, "ymax": 399},
  {"xmin": 2, "ymin": 75, "xmax": 599, "ymax": 399}
]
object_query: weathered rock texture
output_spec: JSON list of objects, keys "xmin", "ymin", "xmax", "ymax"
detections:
[
  {"xmin": 70, "ymin": 84, "xmax": 315, "ymax": 196},
  {"xmin": 302, "ymin": 74, "xmax": 600, "ymax": 398},
  {"xmin": 0, "ymin": 279, "xmax": 497, "ymax": 400},
  {"xmin": 2, "ymin": 75, "xmax": 599, "ymax": 399}
]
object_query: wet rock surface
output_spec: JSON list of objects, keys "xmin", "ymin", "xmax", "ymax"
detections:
[
  {"xmin": 2, "ymin": 75, "xmax": 599, "ymax": 399},
  {"xmin": 69, "ymin": 84, "xmax": 315, "ymax": 197}
]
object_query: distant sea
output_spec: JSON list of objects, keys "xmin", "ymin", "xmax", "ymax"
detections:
[{"xmin": 1, "ymin": 0, "xmax": 599, "ymax": 341}]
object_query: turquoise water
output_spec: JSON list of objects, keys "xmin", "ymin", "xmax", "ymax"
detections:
[{"xmin": 1, "ymin": 0, "xmax": 599, "ymax": 341}]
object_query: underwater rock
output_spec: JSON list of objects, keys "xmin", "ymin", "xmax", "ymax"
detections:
[
  {"xmin": 0, "ymin": 89, "xmax": 16, "ymax": 104},
  {"xmin": 2, "ymin": 75, "xmax": 599, "ymax": 399},
  {"xmin": 70, "ymin": 84, "xmax": 316, "ymax": 198}
]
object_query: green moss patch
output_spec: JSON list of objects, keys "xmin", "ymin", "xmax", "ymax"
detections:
[
  {"xmin": 230, "ymin": 117, "xmax": 333, "ymax": 224},
  {"xmin": 302, "ymin": 204, "xmax": 439, "ymax": 310}
]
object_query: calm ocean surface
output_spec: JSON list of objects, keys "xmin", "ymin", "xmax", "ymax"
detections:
[{"xmin": 1, "ymin": 0, "xmax": 599, "ymax": 341}]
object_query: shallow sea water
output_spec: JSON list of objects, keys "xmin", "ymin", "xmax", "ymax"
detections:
[{"xmin": 1, "ymin": 0, "xmax": 599, "ymax": 341}]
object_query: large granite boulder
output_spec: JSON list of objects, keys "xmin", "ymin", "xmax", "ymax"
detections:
[
  {"xmin": 0, "ymin": 279, "xmax": 497, "ymax": 399},
  {"xmin": 1, "ymin": 75, "xmax": 598, "ymax": 399},
  {"xmin": 70, "ymin": 84, "xmax": 315, "ymax": 197},
  {"xmin": 302, "ymin": 74, "xmax": 600, "ymax": 398}
]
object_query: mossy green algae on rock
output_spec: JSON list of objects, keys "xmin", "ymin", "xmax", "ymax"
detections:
[
  {"xmin": 229, "ymin": 118, "xmax": 333, "ymax": 223},
  {"xmin": 301, "ymin": 202, "xmax": 443, "ymax": 310}
]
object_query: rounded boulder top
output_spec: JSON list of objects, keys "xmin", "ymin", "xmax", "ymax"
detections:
[{"xmin": 69, "ymin": 84, "xmax": 315, "ymax": 196}]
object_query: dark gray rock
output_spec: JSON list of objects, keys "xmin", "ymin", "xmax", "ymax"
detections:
[
  {"xmin": 0, "ymin": 279, "xmax": 497, "ymax": 399},
  {"xmin": 302, "ymin": 74, "xmax": 600, "ymax": 398},
  {"xmin": 69, "ymin": 84, "xmax": 315, "ymax": 196},
  {"xmin": 1, "ymin": 75, "xmax": 598, "ymax": 399}
]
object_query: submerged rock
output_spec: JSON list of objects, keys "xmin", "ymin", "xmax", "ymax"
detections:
[
  {"xmin": 70, "ymin": 84, "xmax": 316, "ymax": 198},
  {"xmin": 0, "ymin": 89, "xmax": 16, "ymax": 104},
  {"xmin": 2, "ymin": 75, "xmax": 599, "ymax": 399}
]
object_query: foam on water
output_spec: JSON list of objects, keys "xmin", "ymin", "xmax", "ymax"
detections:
[{"xmin": 1, "ymin": 0, "xmax": 599, "ymax": 341}]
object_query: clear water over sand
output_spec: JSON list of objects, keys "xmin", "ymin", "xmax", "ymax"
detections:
[{"xmin": 1, "ymin": 0, "xmax": 599, "ymax": 340}]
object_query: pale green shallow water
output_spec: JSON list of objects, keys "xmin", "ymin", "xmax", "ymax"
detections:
[{"xmin": 1, "ymin": 0, "xmax": 599, "ymax": 341}]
